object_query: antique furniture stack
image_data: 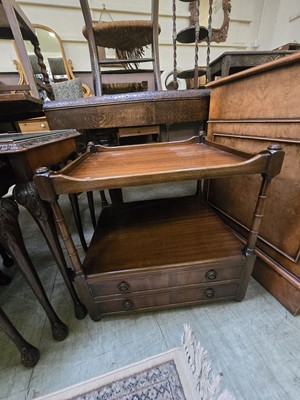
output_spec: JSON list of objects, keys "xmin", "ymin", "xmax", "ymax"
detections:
[{"xmin": 39, "ymin": 0, "xmax": 291, "ymax": 320}]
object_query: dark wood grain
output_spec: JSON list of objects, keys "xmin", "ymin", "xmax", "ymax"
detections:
[{"xmin": 43, "ymin": 90, "xmax": 210, "ymax": 130}]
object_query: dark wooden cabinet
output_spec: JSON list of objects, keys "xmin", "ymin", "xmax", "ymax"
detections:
[{"xmin": 206, "ymin": 52, "xmax": 300, "ymax": 315}]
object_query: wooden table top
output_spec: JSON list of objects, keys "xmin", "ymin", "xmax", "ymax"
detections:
[
  {"xmin": 0, "ymin": 129, "xmax": 81, "ymax": 195},
  {"xmin": 0, "ymin": 130, "xmax": 80, "ymax": 153}
]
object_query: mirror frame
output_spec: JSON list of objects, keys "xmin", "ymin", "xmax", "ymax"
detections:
[
  {"xmin": 14, "ymin": 23, "xmax": 91, "ymax": 97},
  {"xmin": 189, "ymin": 0, "xmax": 231, "ymax": 43},
  {"xmin": 33, "ymin": 24, "xmax": 72, "ymax": 81}
]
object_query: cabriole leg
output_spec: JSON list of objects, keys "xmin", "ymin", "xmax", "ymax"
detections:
[
  {"xmin": 0, "ymin": 198, "xmax": 68, "ymax": 341},
  {"xmin": 14, "ymin": 182, "xmax": 87, "ymax": 320}
]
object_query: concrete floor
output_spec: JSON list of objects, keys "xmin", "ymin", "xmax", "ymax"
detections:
[{"xmin": 0, "ymin": 182, "xmax": 299, "ymax": 400}]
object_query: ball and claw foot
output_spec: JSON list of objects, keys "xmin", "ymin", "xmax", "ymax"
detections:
[
  {"xmin": 51, "ymin": 321, "xmax": 68, "ymax": 341},
  {"xmin": 20, "ymin": 346, "xmax": 40, "ymax": 368},
  {"xmin": 74, "ymin": 302, "xmax": 88, "ymax": 320}
]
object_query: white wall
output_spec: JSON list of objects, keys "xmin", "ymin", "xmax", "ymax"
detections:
[{"xmin": 1, "ymin": 0, "xmax": 300, "ymax": 75}]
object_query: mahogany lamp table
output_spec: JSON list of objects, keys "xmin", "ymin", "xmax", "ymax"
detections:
[{"xmin": 35, "ymin": 136, "xmax": 284, "ymax": 321}]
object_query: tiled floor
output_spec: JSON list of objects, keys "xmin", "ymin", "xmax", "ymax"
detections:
[{"xmin": 0, "ymin": 182, "xmax": 299, "ymax": 400}]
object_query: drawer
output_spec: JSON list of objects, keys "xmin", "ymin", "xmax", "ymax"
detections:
[
  {"xmin": 18, "ymin": 118, "xmax": 49, "ymax": 133},
  {"xmin": 89, "ymin": 262, "xmax": 243, "ymax": 297},
  {"xmin": 95, "ymin": 283, "xmax": 239, "ymax": 316}
]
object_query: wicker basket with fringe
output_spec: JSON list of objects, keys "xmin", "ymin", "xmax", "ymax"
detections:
[{"xmin": 83, "ymin": 20, "xmax": 160, "ymax": 68}]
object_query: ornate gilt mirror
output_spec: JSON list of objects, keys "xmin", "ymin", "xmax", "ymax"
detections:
[
  {"xmin": 15, "ymin": 24, "xmax": 90, "ymax": 96},
  {"xmin": 189, "ymin": 0, "xmax": 231, "ymax": 43}
]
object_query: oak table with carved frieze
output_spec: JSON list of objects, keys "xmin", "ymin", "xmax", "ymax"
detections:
[{"xmin": 209, "ymin": 50, "xmax": 295, "ymax": 80}]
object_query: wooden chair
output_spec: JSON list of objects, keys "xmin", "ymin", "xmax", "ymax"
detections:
[
  {"xmin": 79, "ymin": 0, "xmax": 162, "ymax": 96},
  {"xmin": 0, "ymin": 0, "xmax": 52, "ymax": 100},
  {"xmin": 43, "ymin": 2, "xmax": 211, "ymax": 246}
]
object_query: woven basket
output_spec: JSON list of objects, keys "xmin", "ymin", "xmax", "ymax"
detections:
[{"xmin": 83, "ymin": 20, "xmax": 160, "ymax": 51}]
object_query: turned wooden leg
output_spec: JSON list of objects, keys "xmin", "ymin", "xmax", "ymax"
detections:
[
  {"xmin": 0, "ymin": 307, "xmax": 40, "ymax": 367},
  {"xmin": 14, "ymin": 182, "xmax": 87, "ymax": 320},
  {"xmin": 0, "ymin": 198, "xmax": 68, "ymax": 341}
]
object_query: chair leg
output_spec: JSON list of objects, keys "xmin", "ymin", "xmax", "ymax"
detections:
[
  {"xmin": 87, "ymin": 190, "xmax": 109, "ymax": 231},
  {"xmin": 87, "ymin": 191, "xmax": 97, "ymax": 229},
  {"xmin": 68, "ymin": 193, "xmax": 88, "ymax": 252},
  {"xmin": 109, "ymin": 188, "xmax": 123, "ymax": 204},
  {"xmin": 99, "ymin": 190, "xmax": 109, "ymax": 207}
]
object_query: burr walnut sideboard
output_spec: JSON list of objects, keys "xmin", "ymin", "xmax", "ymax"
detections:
[
  {"xmin": 206, "ymin": 51, "xmax": 300, "ymax": 315},
  {"xmin": 34, "ymin": 137, "xmax": 284, "ymax": 321}
]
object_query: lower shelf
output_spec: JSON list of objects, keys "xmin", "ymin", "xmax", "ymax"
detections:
[{"xmin": 81, "ymin": 195, "xmax": 249, "ymax": 318}]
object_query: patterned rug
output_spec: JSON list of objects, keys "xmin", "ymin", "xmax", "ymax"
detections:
[{"xmin": 35, "ymin": 325, "xmax": 235, "ymax": 400}]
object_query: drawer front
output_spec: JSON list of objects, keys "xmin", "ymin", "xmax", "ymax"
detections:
[
  {"xmin": 89, "ymin": 263, "xmax": 243, "ymax": 297},
  {"xmin": 19, "ymin": 119, "xmax": 49, "ymax": 133},
  {"xmin": 95, "ymin": 283, "xmax": 239, "ymax": 315}
]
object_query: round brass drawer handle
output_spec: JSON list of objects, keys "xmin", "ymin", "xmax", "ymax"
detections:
[
  {"xmin": 204, "ymin": 288, "xmax": 215, "ymax": 298},
  {"xmin": 122, "ymin": 299, "xmax": 134, "ymax": 310},
  {"xmin": 205, "ymin": 269, "xmax": 217, "ymax": 280},
  {"xmin": 118, "ymin": 281, "xmax": 130, "ymax": 292}
]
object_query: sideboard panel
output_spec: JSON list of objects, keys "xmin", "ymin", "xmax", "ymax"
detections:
[{"xmin": 206, "ymin": 54, "xmax": 300, "ymax": 315}]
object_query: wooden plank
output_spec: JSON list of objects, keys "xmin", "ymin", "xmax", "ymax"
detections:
[{"xmin": 0, "ymin": 84, "xmax": 30, "ymax": 92}]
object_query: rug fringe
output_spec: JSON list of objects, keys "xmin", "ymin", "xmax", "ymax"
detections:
[{"xmin": 181, "ymin": 324, "xmax": 236, "ymax": 400}]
